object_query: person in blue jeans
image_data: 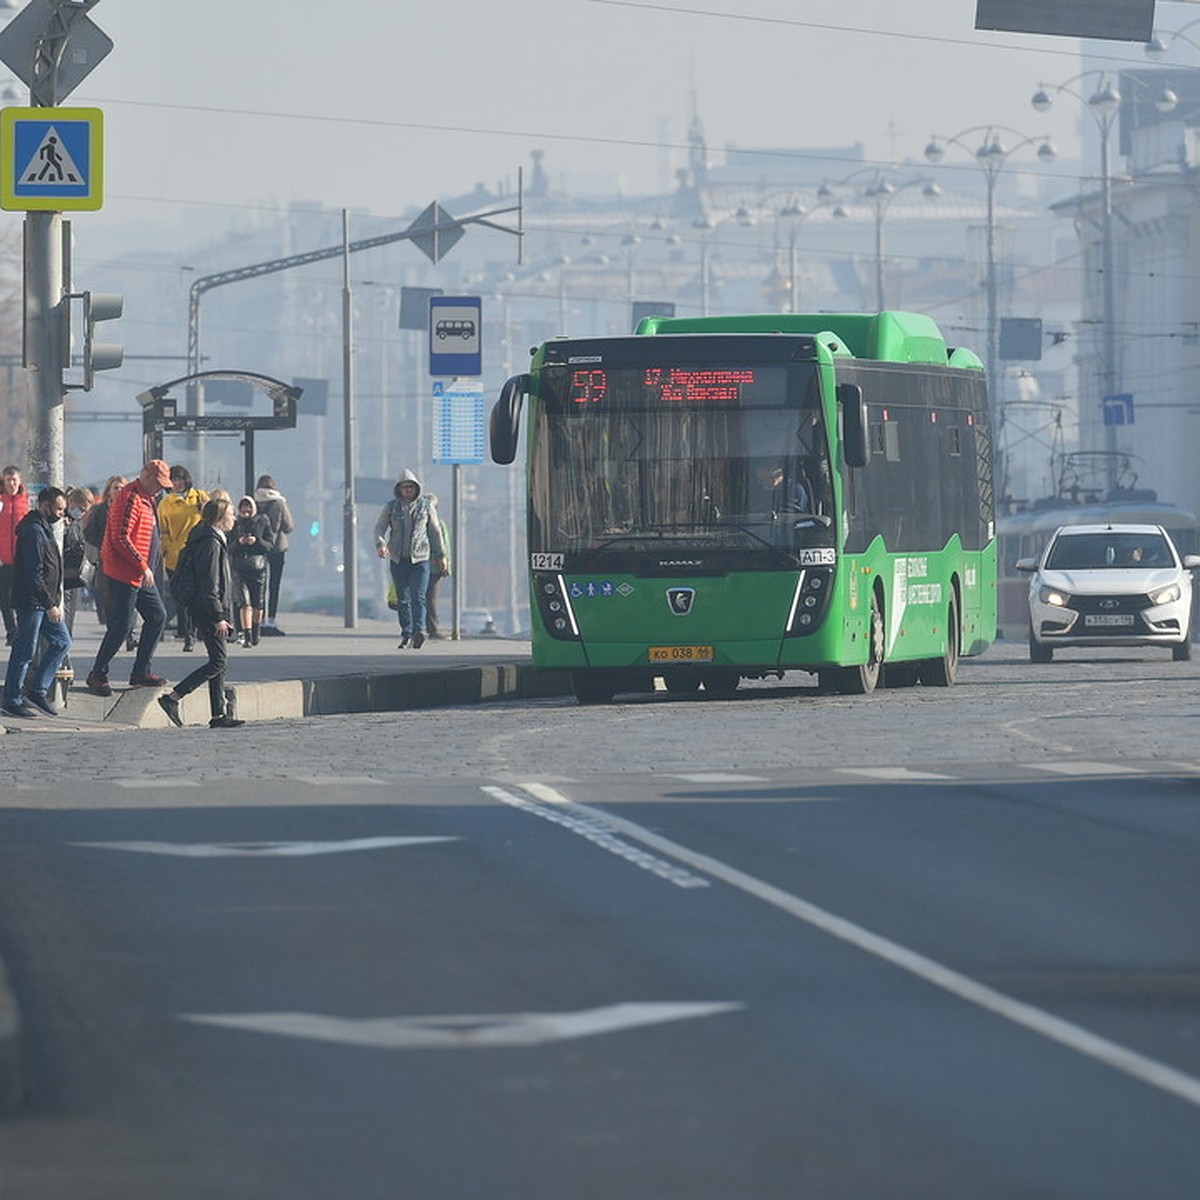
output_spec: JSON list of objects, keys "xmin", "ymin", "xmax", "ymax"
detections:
[
  {"xmin": 373, "ymin": 470, "xmax": 446, "ymax": 649},
  {"xmin": 2, "ymin": 487, "xmax": 71, "ymax": 718}
]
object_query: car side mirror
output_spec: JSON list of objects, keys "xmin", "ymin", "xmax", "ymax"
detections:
[
  {"xmin": 1015, "ymin": 557, "xmax": 1037, "ymax": 572},
  {"xmin": 1183, "ymin": 555, "xmax": 1200, "ymax": 570}
]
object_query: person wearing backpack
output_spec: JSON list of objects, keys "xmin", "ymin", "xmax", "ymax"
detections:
[
  {"xmin": 157, "ymin": 465, "xmax": 208, "ymax": 652},
  {"xmin": 158, "ymin": 496, "xmax": 244, "ymax": 730},
  {"xmin": 254, "ymin": 474, "xmax": 294, "ymax": 636}
]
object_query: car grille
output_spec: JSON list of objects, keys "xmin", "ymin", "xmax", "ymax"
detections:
[{"xmin": 1069, "ymin": 593, "xmax": 1151, "ymax": 613}]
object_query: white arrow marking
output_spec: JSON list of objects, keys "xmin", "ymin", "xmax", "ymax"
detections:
[
  {"xmin": 70, "ymin": 836, "xmax": 456, "ymax": 858},
  {"xmin": 181, "ymin": 1001, "xmax": 743, "ymax": 1049}
]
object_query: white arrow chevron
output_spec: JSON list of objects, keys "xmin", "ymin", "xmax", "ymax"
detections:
[
  {"xmin": 71, "ymin": 836, "xmax": 456, "ymax": 858},
  {"xmin": 181, "ymin": 1001, "xmax": 744, "ymax": 1048}
]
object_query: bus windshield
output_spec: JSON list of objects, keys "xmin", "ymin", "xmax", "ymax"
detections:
[{"xmin": 530, "ymin": 358, "xmax": 832, "ymax": 567}]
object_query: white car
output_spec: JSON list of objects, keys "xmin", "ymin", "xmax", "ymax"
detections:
[{"xmin": 1017, "ymin": 523, "xmax": 1200, "ymax": 662}]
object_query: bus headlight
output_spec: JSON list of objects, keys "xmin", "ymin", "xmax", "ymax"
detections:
[{"xmin": 533, "ymin": 571, "xmax": 581, "ymax": 640}]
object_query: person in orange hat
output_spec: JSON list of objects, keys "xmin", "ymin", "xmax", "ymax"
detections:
[{"xmin": 86, "ymin": 461, "xmax": 172, "ymax": 697}]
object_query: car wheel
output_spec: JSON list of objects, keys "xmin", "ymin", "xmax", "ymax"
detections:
[
  {"xmin": 1172, "ymin": 636, "xmax": 1192, "ymax": 662},
  {"xmin": 1029, "ymin": 630, "xmax": 1053, "ymax": 663}
]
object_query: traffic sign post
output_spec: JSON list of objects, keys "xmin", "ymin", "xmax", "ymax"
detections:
[
  {"xmin": 429, "ymin": 295, "xmax": 482, "ymax": 377},
  {"xmin": 0, "ymin": 107, "xmax": 103, "ymax": 211}
]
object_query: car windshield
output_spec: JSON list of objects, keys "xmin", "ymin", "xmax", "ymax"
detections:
[{"xmin": 1045, "ymin": 532, "xmax": 1174, "ymax": 570}]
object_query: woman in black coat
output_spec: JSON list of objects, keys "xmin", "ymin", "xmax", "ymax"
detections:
[{"xmin": 157, "ymin": 497, "xmax": 244, "ymax": 729}]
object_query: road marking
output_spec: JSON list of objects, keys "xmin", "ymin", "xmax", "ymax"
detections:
[
  {"xmin": 292, "ymin": 775, "xmax": 390, "ymax": 787},
  {"xmin": 1028, "ymin": 761, "xmax": 1142, "ymax": 777},
  {"xmin": 665, "ymin": 773, "xmax": 768, "ymax": 783},
  {"xmin": 515, "ymin": 782, "xmax": 1200, "ymax": 1111},
  {"xmin": 837, "ymin": 767, "xmax": 954, "ymax": 781},
  {"xmin": 70, "ymin": 836, "xmax": 456, "ymax": 858},
  {"xmin": 482, "ymin": 785, "xmax": 709, "ymax": 889},
  {"xmin": 115, "ymin": 778, "xmax": 201, "ymax": 789},
  {"xmin": 181, "ymin": 1001, "xmax": 742, "ymax": 1049}
]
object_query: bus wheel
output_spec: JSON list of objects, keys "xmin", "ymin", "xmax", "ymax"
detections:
[
  {"xmin": 884, "ymin": 663, "xmax": 920, "ymax": 688},
  {"xmin": 918, "ymin": 594, "xmax": 960, "ymax": 686},
  {"xmin": 701, "ymin": 669, "xmax": 740, "ymax": 697},
  {"xmin": 1028, "ymin": 632, "xmax": 1053, "ymax": 663},
  {"xmin": 821, "ymin": 590, "xmax": 884, "ymax": 694},
  {"xmin": 663, "ymin": 670, "xmax": 701, "ymax": 693},
  {"xmin": 572, "ymin": 670, "xmax": 616, "ymax": 705}
]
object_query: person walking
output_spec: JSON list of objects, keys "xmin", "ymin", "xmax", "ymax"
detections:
[
  {"xmin": 62, "ymin": 486, "xmax": 95, "ymax": 636},
  {"xmin": 158, "ymin": 496, "xmax": 244, "ymax": 730},
  {"xmin": 85, "ymin": 460, "xmax": 172, "ymax": 697},
  {"xmin": 2, "ymin": 487, "xmax": 70, "ymax": 718},
  {"xmin": 373, "ymin": 469, "xmax": 446, "ymax": 649},
  {"xmin": 83, "ymin": 474, "xmax": 125, "ymax": 628},
  {"xmin": 254, "ymin": 474, "xmax": 294, "ymax": 636},
  {"xmin": 0, "ymin": 465, "xmax": 30, "ymax": 646},
  {"xmin": 423, "ymin": 493, "xmax": 452, "ymax": 639},
  {"xmin": 229, "ymin": 495, "xmax": 273, "ymax": 646},
  {"xmin": 157, "ymin": 465, "xmax": 208, "ymax": 651}
]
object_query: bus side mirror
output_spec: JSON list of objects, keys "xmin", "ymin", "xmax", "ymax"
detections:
[
  {"xmin": 838, "ymin": 383, "xmax": 869, "ymax": 468},
  {"xmin": 490, "ymin": 373, "xmax": 530, "ymax": 465}
]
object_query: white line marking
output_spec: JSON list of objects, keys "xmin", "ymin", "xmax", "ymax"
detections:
[
  {"xmin": 70, "ymin": 836, "xmax": 456, "ymax": 858},
  {"xmin": 837, "ymin": 767, "xmax": 954, "ymax": 781},
  {"xmin": 182, "ymin": 1001, "xmax": 743, "ymax": 1049},
  {"xmin": 482, "ymin": 785, "xmax": 710, "ymax": 890},
  {"xmin": 514, "ymin": 783, "xmax": 1200, "ymax": 1110},
  {"xmin": 665, "ymin": 773, "xmax": 768, "ymax": 783},
  {"xmin": 1029, "ymin": 762, "xmax": 1142, "ymax": 777},
  {"xmin": 114, "ymin": 778, "xmax": 201, "ymax": 789},
  {"xmin": 292, "ymin": 776, "xmax": 390, "ymax": 787}
]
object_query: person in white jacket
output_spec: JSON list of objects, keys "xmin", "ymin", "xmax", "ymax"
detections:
[{"xmin": 373, "ymin": 469, "xmax": 446, "ymax": 649}]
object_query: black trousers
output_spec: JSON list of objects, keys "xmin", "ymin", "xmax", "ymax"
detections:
[
  {"xmin": 0, "ymin": 563, "xmax": 15, "ymax": 638},
  {"xmin": 266, "ymin": 549, "xmax": 286, "ymax": 619},
  {"xmin": 173, "ymin": 620, "xmax": 228, "ymax": 718}
]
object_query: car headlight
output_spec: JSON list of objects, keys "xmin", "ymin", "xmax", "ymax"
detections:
[
  {"xmin": 1149, "ymin": 582, "xmax": 1182, "ymax": 606},
  {"xmin": 1038, "ymin": 585, "xmax": 1069, "ymax": 606}
]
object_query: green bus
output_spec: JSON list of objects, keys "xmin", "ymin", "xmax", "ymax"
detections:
[{"xmin": 490, "ymin": 311, "xmax": 997, "ymax": 703}]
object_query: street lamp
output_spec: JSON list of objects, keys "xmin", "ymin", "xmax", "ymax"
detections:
[
  {"xmin": 774, "ymin": 191, "xmax": 847, "ymax": 313},
  {"xmin": 693, "ymin": 205, "xmax": 754, "ymax": 317},
  {"xmin": 1031, "ymin": 73, "xmax": 1176, "ymax": 490},
  {"xmin": 1144, "ymin": 19, "xmax": 1200, "ymax": 59},
  {"xmin": 924, "ymin": 126, "xmax": 1056, "ymax": 424}
]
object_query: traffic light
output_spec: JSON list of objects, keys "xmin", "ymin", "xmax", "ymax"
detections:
[{"xmin": 82, "ymin": 291, "xmax": 123, "ymax": 390}]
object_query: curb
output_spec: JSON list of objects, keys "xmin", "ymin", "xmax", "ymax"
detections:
[
  {"xmin": 0, "ymin": 956, "xmax": 20, "ymax": 1115},
  {"xmin": 60, "ymin": 662, "xmax": 573, "ymax": 728}
]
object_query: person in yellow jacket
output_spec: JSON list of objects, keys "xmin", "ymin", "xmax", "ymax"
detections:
[{"xmin": 157, "ymin": 465, "xmax": 208, "ymax": 651}]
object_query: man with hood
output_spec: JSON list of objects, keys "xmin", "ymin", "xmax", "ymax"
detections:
[
  {"xmin": 373, "ymin": 469, "xmax": 446, "ymax": 649},
  {"xmin": 254, "ymin": 474, "xmax": 294, "ymax": 636},
  {"xmin": 229, "ymin": 494, "xmax": 274, "ymax": 647},
  {"xmin": 2, "ymin": 486, "xmax": 70, "ymax": 718}
]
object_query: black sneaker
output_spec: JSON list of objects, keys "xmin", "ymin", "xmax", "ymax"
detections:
[
  {"xmin": 1, "ymin": 699, "xmax": 37, "ymax": 719},
  {"xmin": 26, "ymin": 691, "xmax": 58, "ymax": 717},
  {"xmin": 158, "ymin": 694, "xmax": 183, "ymax": 727},
  {"xmin": 398, "ymin": 636, "xmax": 410, "ymax": 649},
  {"xmin": 412, "ymin": 631, "xmax": 425, "ymax": 649},
  {"xmin": 209, "ymin": 714, "xmax": 245, "ymax": 729},
  {"xmin": 182, "ymin": 638, "xmax": 195, "ymax": 652}
]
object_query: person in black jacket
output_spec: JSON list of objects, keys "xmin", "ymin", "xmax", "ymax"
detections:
[
  {"xmin": 229, "ymin": 494, "xmax": 274, "ymax": 647},
  {"xmin": 157, "ymin": 497, "xmax": 244, "ymax": 729},
  {"xmin": 2, "ymin": 487, "xmax": 70, "ymax": 718}
]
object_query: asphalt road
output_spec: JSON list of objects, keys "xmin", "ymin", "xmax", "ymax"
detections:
[{"xmin": 0, "ymin": 641, "xmax": 1197, "ymax": 1198}]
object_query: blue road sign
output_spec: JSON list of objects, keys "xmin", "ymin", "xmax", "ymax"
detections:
[
  {"xmin": 429, "ymin": 295, "xmax": 482, "ymax": 376},
  {"xmin": 0, "ymin": 107, "xmax": 103, "ymax": 210},
  {"xmin": 1102, "ymin": 393, "xmax": 1134, "ymax": 426}
]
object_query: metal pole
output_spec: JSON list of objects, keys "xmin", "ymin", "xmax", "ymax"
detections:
[
  {"xmin": 1099, "ymin": 119, "xmax": 1118, "ymax": 491},
  {"xmin": 874, "ymin": 202, "xmax": 885, "ymax": 311},
  {"xmin": 341, "ymin": 209, "xmax": 358, "ymax": 628},
  {"xmin": 23, "ymin": 211, "xmax": 64, "ymax": 487},
  {"xmin": 452, "ymin": 463, "xmax": 463, "ymax": 639}
]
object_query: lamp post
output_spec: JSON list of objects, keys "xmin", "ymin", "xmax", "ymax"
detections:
[
  {"xmin": 693, "ymin": 205, "xmax": 754, "ymax": 316},
  {"xmin": 924, "ymin": 126, "xmax": 1057, "ymax": 421},
  {"xmin": 1031, "ymin": 73, "xmax": 1176, "ymax": 491},
  {"xmin": 775, "ymin": 185, "xmax": 845, "ymax": 313}
]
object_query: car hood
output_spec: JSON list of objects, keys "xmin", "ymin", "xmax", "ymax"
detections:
[{"xmin": 1038, "ymin": 567, "xmax": 1182, "ymax": 594}]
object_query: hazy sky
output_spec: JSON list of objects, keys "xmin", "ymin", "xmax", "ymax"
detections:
[{"xmin": 8, "ymin": 0, "xmax": 1200, "ymax": 238}]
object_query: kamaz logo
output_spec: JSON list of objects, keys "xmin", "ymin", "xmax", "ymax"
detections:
[
  {"xmin": 659, "ymin": 560, "xmax": 702, "ymax": 568},
  {"xmin": 666, "ymin": 587, "xmax": 695, "ymax": 615}
]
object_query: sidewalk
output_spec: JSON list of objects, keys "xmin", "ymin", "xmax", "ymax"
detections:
[{"xmin": 0, "ymin": 609, "xmax": 568, "ymax": 731}]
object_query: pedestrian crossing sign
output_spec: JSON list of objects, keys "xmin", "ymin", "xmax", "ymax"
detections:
[{"xmin": 0, "ymin": 107, "xmax": 103, "ymax": 211}]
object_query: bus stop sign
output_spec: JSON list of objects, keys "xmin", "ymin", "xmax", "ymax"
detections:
[{"xmin": 429, "ymin": 295, "xmax": 482, "ymax": 377}]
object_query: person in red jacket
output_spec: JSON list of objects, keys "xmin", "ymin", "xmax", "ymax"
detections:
[
  {"xmin": 85, "ymin": 460, "xmax": 172, "ymax": 697},
  {"xmin": 0, "ymin": 465, "xmax": 30, "ymax": 645}
]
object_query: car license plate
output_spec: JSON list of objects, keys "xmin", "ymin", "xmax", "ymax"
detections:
[
  {"xmin": 1084, "ymin": 614, "xmax": 1135, "ymax": 627},
  {"xmin": 648, "ymin": 645, "xmax": 714, "ymax": 663}
]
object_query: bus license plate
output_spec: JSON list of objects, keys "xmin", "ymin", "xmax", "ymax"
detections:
[
  {"xmin": 1084, "ymin": 614, "xmax": 1134, "ymax": 627},
  {"xmin": 649, "ymin": 645, "xmax": 714, "ymax": 663}
]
